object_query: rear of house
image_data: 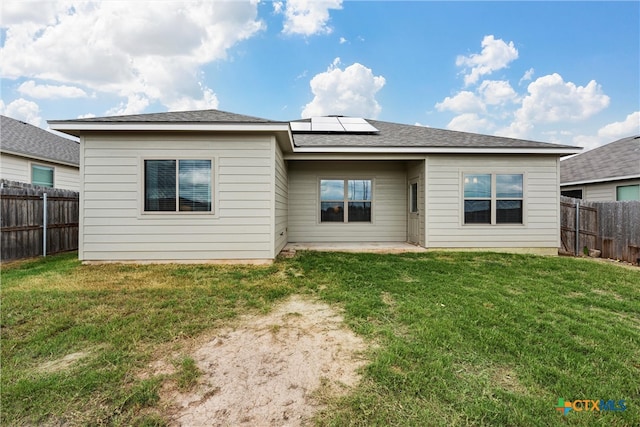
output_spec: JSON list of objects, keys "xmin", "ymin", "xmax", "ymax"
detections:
[{"xmin": 50, "ymin": 109, "xmax": 578, "ymax": 263}]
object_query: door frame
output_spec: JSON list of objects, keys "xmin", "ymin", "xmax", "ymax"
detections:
[{"xmin": 408, "ymin": 178, "xmax": 420, "ymax": 244}]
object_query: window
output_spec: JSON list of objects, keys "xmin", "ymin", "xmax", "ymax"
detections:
[
  {"xmin": 320, "ymin": 179, "xmax": 372, "ymax": 223},
  {"xmin": 496, "ymin": 174, "xmax": 524, "ymax": 224},
  {"xmin": 561, "ymin": 189, "xmax": 583, "ymax": 199},
  {"xmin": 616, "ymin": 184, "xmax": 640, "ymax": 201},
  {"xmin": 463, "ymin": 173, "xmax": 523, "ymax": 225},
  {"xmin": 32, "ymin": 165, "xmax": 54, "ymax": 187},
  {"xmin": 410, "ymin": 182, "xmax": 418, "ymax": 213},
  {"xmin": 144, "ymin": 159, "xmax": 212, "ymax": 212}
]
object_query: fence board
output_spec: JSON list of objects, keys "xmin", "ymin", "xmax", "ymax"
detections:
[
  {"xmin": 561, "ymin": 196, "xmax": 640, "ymax": 264},
  {"xmin": 1, "ymin": 180, "xmax": 79, "ymax": 261}
]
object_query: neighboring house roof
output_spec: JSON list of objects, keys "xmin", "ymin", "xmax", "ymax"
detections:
[
  {"xmin": 48, "ymin": 109, "xmax": 579, "ymax": 155},
  {"xmin": 560, "ymin": 135, "xmax": 640, "ymax": 185},
  {"xmin": 1, "ymin": 115, "xmax": 80, "ymax": 167}
]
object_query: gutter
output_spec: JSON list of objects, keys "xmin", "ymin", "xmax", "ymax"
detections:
[{"xmin": 561, "ymin": 174, "xmax": 640, "ymax": 186}]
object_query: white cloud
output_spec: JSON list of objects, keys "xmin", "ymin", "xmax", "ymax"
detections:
[
  {"xmin": 478, "ymin": 80, "xmax": 517, "ymax": 105},
  {"xmin": 0, "ymin": 98, "xmax": 42, "ymax": 126},
  {"xmin": 519, "ymin": 68, "xmax": 535, "ymax": 85},
  {"xmin": 18, "ymin": 80, "xmax": 88, "ymax": 99},
  {"xmin": 435, "ymin": 91, "xmax": 485, "ymax": 113},
  {"xmin": 570, "ymin": 135, "xmax": 602, "ymax": 151},
  {"xmin": 0, "ymin": 1, "xmax": 264, "ymax": 115},
  {"xmin": 281, "ymin": 0, "xmax": 342, "ymax": 36},
  {"xmin": 437, "ymin": 36, "xmax": 618, "ymax": 146},
  {"xmin": 0, "ymin": 1, "xmax": 65, "ymax": 26},
  {"xmin": 572, "ymin": 111, "xmax": 640, "ymax": 151},
  {"xmin": 516, "ymin": 73, "xmax": 610, "ymax": 124},
  {"xmin": 339, "ymin": 37, "xmax": 347, "ymax": 44},
  {"xmin": 166, "ymin": 87, "xmax": 220, "ymax": 112},
  {"xmin": 106, "ymin": 94, "xmax": 151, "ymax": 116},
  {"xmin": 446, "ymin": 113, "xmax": 493, "ymax": 134},
  {"xmin": 597, "ymin": 111, "xmax": 640, "ymax": 139},
  {"xmin": 301, "ymin": 58, "xmax": 386, "ymax": 118},
  {"xmin": 456, "ymin": 35, "xmax": 518, "ymax": 86},
  {"xmin": 77, "ymin": 113, "xmax": 96, "ymax": 119}
]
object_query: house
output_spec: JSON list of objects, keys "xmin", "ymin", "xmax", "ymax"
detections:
[
  {"xmin": 48, "ymin": 109, "xmax": 579, "ymax": 263},
  {"xmin": 1, "ymin": 115, "xmax": 80, "ymax": 190},
  {"xmin": 560, "ymin": 136, "xmax": 640, "ymax": 201}
]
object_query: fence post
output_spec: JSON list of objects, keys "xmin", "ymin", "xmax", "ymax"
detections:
[
  {"xmin": 43, "ymin": 192, "xmax": 47, "ymax": 257},
  {"xmin": 575, "ymin": 202, "xmax": 580, "ymax": 256}
]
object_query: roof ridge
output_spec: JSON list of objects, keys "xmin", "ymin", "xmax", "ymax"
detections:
[{"xmin": 50, "ymin": 108, "xmax": 277, "ymax": 123}]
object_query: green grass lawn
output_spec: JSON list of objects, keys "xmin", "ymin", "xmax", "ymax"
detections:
[{"xmin": 1, "ymin": 251, "xmax": 639, "ymax": 426}]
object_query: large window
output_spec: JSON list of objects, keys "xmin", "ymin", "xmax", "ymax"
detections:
[
  {"xmin": 320, "ymin": 179, "xmax": 372, "ymax": 223},
  {"xmin": 616, "ymin": 184, "xmax": 639, "ymax": 201},
  {"xmin": 32, "ymin": 164, "xmax": 54, "ymax": 187},
  {"xmin": 144, "ymin": 159, "xmax": 212, "ymax": 212},
  {"xmin": 464, "ymin": 173, "xmax": 523, "ymax": 224}
]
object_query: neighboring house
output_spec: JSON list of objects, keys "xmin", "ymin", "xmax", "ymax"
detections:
[
  {"xmin": 49, "ymin": 109, "xmax": 579, "ymax": 263},
  {"xmin": 560, "ymin": 135, "xmax": 640, "ymax": 201},
  {"xmin": 1, "ymin": 115, "xmax": 80, "ymax": 190}
]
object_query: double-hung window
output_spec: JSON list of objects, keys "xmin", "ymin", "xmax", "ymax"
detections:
[
  {"xmin": 320, "ymin": 179, "xmax": 372, "ymax": 223},
  {"xmin": 144, "ymin": 159, "xmax": 212, "ymax": 212},
  {"xmin": 463, "ymin": 173, "xmax": 523, "ymax": 224}
]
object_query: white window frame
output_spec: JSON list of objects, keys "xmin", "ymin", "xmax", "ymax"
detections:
[
  {"xmin": 461, "ymin": 172, "xmax": 526, "ymax": 226},
  {"xmin": 616, "ymin": 184, "xmax": 640, "ymax": 201},
  {"xmin": 318, "ymin": 178, "xmax": 374, "ymax": 224},
  {"xmin": 31, "ymin": 163, "xmax": 55, "ymax": 188},
  {"xmin": 141, "ymin": 157, "xmax": 216, "ymax": 215}
]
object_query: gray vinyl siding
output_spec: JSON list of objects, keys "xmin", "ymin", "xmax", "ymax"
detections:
[
  {"xmin": 0, "ymin": 153, "xmax": 79, "ymax": 191},
  {"xmin": 80, "ymin": 133, "xmax": 275, "ymax": 261},
  {"xmin": 287, "ymin": 160, "xmax": 407, "ymax": 242},
  {"xmin": 563, "ymin": 178, "xmax": 640, "ymax": 201},
  {"xmin": 426, "ymin": 155, "xmax": 560, "ymax": 249},
  {"xmin": 274, "ymin": 142, "xmax": 288, "ymax": 255}
]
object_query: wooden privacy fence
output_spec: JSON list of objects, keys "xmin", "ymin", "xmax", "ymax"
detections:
[
  {"xmin": 561, "ymin": 196, "xmax": 640, "ymax": 264},
  {"xmin": 1, "ymin": 180, "xmax": 79, "ymax": 261}
]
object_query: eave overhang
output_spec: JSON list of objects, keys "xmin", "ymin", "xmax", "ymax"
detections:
[
  {"xmin": 48, "ymin": 121, "xmax": 295, "ymax": 153},
  {"xmin": 0, "ymin": 149, "xmax": 79, "ymax": 168},
  {"xmin": 561, "ymin": 174, "xmax": 640, "ymax": 187},
  {"xmin": 287, "ymin": 145, "xmax": 581, "ymax": 157}
]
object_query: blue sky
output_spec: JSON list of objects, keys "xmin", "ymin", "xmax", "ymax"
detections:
[{"xmin": 1, "ymin": 1, "xmax": 638, "ymax": 149}]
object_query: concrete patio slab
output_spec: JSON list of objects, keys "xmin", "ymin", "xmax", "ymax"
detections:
[{"xmin": 283, "ymin": 242, "xmax": 427, "ymax": 254}]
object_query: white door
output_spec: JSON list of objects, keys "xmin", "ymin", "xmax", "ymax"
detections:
[{"xmin": 408, "ymin": 179, "xmax": 420, "ymax": 244}]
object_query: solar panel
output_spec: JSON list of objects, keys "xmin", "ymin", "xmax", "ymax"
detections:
[
  {"xmin": 290, "ymin": 121, "xmax": 311, "ymax": 131},
  {"xmin": 338, "ymin": 117, "xmax": 379, "ymax": 132},
  {"xmin": 290, "ymin": 116, "xmax": 379, "ymax": 133},
  {"xmin": 311, "ymin": 116, "xmax": 345, "ymax": 132}
]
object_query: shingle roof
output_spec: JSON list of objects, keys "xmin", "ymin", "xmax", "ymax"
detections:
[
  {"xmin": 1, "ymin": 115, "xmax": 79, "ymax": 166},
  {"xmin": 560, "ymin": 135, "xmax": 640, "ymax": 184},
  {"xmin": 48, "ymin": 109, "xmax": 576, "ymax": 152},
  {"xmin": 50, "ymin": 109, "xmax": 275, "ymax": 123},
  {"xmin": 291, "ymin": 118, "xmax": 576, "ymax": 150}
]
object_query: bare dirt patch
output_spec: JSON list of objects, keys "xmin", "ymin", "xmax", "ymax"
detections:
[{"xmin": 160, "ymin": 296, "xmax": 368, "ymax": 426}]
